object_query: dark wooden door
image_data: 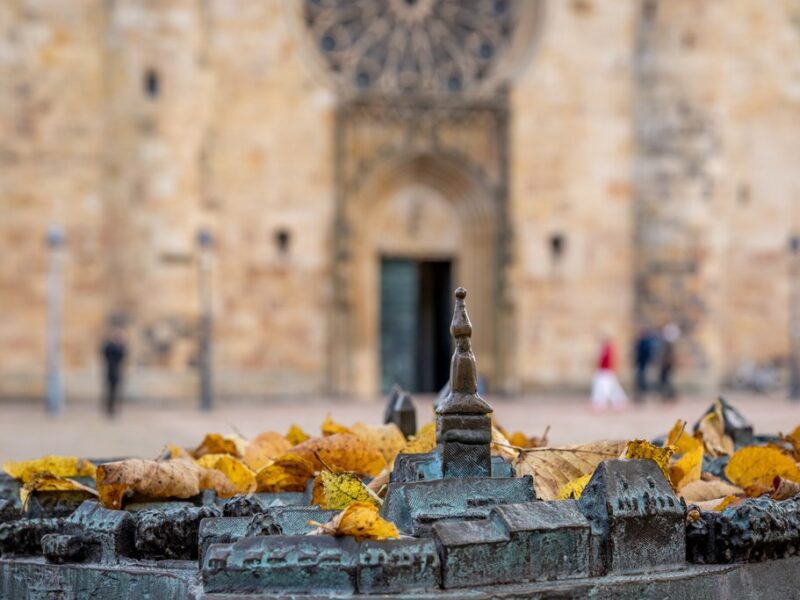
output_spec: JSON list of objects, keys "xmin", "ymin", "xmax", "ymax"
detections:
[{"xmin": 380, "ymin": 258, "xmax": 452, "ymax": 393}]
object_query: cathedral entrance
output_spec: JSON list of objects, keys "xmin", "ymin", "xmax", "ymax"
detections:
[{"xmin": 379, "ymin": 258, "xmax": 452, "ymax": 393}]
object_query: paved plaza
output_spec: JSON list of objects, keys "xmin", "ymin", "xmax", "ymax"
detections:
[{"xmin": 1, "ymin": 392, "xmax": 799, "ymax": 462}]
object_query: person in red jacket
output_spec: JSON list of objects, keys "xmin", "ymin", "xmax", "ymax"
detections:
[{"xmin": 591, "ymin": 336, "xmax": 628, "ymax": 411}]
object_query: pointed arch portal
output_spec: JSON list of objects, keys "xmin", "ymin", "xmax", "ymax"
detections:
[{"xmin": 329, "ymin": 101, "xmax": 515, "ymax": 397}]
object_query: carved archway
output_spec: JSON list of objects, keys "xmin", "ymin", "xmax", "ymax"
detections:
[{"xmin": 332, "ymin": 153, "xmax": 500, "ymax": 396}]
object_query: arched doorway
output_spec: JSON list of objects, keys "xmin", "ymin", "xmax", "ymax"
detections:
[{"xmin": 333, "ymin": 153, "xmax": 498, "ymax": 397}]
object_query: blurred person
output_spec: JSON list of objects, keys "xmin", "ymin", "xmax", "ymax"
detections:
[
  {"xmin": 101, "ymin": 327, "xmax": 127, "ymax": 417},
  {"xmin": 659, "ymin": 323, "xmax": 680, "ymax": 402},
  {"xmin": 633, "ymin": 327, "xmax": 655, "ymax": 403},
  {"xmin": 591, "ymin": 336, "xmax": 628, "ymax": 411}
]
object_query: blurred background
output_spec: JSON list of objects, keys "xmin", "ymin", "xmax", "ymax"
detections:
[{"xmin": 1, "ymin": 0, "xmax": 800, "ymax": 456}]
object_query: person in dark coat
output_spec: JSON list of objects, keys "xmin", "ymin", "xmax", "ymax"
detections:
[
  {"xmin": 633, "ymin": 327, "xmax": 655, "ymax": 403},
  {"xmin": 101, "ymin": 328, "xmax": 127, "ymax": 417},
  {"xmin": 659, "ymin": 323, "xmax": 680, "ymax": 402}
]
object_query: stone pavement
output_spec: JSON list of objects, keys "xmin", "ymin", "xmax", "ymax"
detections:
[{"xmin": 0, "ymin": 393, "xmax": 799, "ymax": 462}]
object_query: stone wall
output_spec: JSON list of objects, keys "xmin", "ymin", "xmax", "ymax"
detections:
[{"xmin": 0, "ymin": 0, "xmax": 799, "ymax": 401}]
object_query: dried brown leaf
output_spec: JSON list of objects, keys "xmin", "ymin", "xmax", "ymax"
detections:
[{"xmin": 513, "ymin": 440, "xmax": 627, "ymax": 501}]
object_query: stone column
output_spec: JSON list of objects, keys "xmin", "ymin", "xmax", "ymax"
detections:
[{"xmin": 632, "ymin": 0, "xmax": 725, "ymax": 388}]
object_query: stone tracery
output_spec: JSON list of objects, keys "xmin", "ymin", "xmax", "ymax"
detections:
[{"xmin": 303, "ymin": 0, "xmax": 522, "ymax": 95}]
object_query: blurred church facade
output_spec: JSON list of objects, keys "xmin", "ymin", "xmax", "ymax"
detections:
[{"xmin": 1, "ymin": 0, "xmax": 799, "ymax": 401}]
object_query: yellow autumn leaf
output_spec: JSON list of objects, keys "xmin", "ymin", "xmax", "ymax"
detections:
[
  {"xmin": 20, "ymin": 472, "xmax": 98, "ymax": 507},
  {"xmin": 666, "ymin": 420, "xmax": 702, "ymax": 455},
  {"xmin": 400, "ymin": 422, "xmax": 436, "ymax": 455},
  {"xmin": 192, "ymin": 433, "xmax": 247, "ymax": 459},
  {"xmin": 167, "ymin": 444, "xmax": 191, "ymax": 460},
  {"xmin": 313, "ymin": 501, "xmax": 399, "ymax": 542},
  {"xmin": 558, "ymin": 473, "xmax": 592, "ymax": 500},
  {"xmin": 669, "ymin": 443, "xmax": 703, "ymax": 491},
  {"xmin": 509, "ymin": 431, "xmax": 530, "ymax": 448},
  {"xmin": 513, "ymin": 440, "xmax": 627, "ymax": 501},
  {"xmin": 286, "ymin": 424, "xmax": 311, "ymax": 447},
  {"xmin": 320, "ymin": 470, "xmax": 379, "ymax": 510},
  {"xmin": 725, "ymin": 446, "xmax": 800, "ymax": 495},
  {"xmin": 255, "ymin": 453, "xmax": 316, "ymax": 493},
  {"xmin": 696, "ymin": 402, "xmax": 734, "ymax": 457},
  {"xmin": 3, "ymin": 456, "xmax": 96, "ymax": 483},
  {"xmin": 625, "ymin": 439, "xmax": 674, "ymax": 484},
  {"xmin": 350, "ymin": 423, "xmax": 406, "ymax": 465},
  {"xmin": 321, "ymin": 414, "xmax": 352, "ymax": 437},
  {"xmin": 196, "ymin": 454, "xmax": 257, "ymax": 497},
  {"xmin": 288, "ymin": 434, "xmax": 386, "ymax": 477},
  {"xmin": 242, "ymin": 432, "xmax": 292, "ymax": 471},
  {"xmin": 96, "ymin": 459, "xmax": 201, "ymax": 509}
]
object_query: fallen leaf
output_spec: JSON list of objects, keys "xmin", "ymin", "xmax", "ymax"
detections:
[
  {"xmin": 3, "ymin": 456, "xmax": 96, "ymax": 483},
  {"xmin": 725, "ymin": 446, "xmax": 800, "ymax": 495},
  {"xmin": 513, "ymin": 441, "xmax": 627, "ymax": 501},
  {"xmin": 625, "ymin": 440, "xmax": 674, "ymax": 484},
  {"xmin": 289, "ymin": 434, "xmax": 386, "ymax": 477},
  {"xmin": 712, "ymin": 495, "xmax": 743, "ymax": 511},
  {"xmin": 527, "ymin": 426, "xmax": 551, "ymax": 449},
  {"xmin": 771, "ymin": 476, "xmax": 800, "ymax": 501},
  {"xmin": 192, "ymin": 433, "xmax": 247, "ymax": 459},
  {"xmin": 20, "ymin": 473, "xmax": 97, "ymax": 507},
  {"xmin": 167, "ymin": 444, "xmax": 191, "ymax": 460},
  {"xmin": 320, "ymin": 470, "xmax": 379, "ymax": 510},
  {"xmin": 321, "ymin": 415, "xmax": 352, "ymax": 437},
  {"xmin": 692, "ymin": 496, "xmax": 743, "ymax": 512},
  {"xmin": 311, "ymin": 474, "xmax": 326, "ymax": 507},
  {"xmin": 311, "ymin": 501, "xmax": 399, "ymax": 542},
  {"xmin": 243, "ymin": 432, "xmax": 292, "ymax": 471},
  {"xmin": 509, "ymin": 432, "xmax": 530, "ymax": 448},
  {"xmin": 558, "ymin": 473, "xmax": 592, "ymax": 500},
  {"xmin": 255, "ymin": 453, "xmax": 316, "ymax": 492},
  {"xmin": 350, "ymin": 423, "xmax": 406, "ymax": 465},
  {"xmin": 366, "ymin": 468, "xmax": 390, "ymax": 496},
  {"xmin": 670, "ymin": 444, "xmax": 703, "ymax": 491},
  {"xmin": 400, "ymin": 422, "xmax": 436, "ymax": 455},
  {"xmin": 286, "ymin": 424, "xmax": 310, "ymax": 446},
  {"xmin": 196, "ymin": 454, "xmax": 256, "ymax": 497},
  {"xmin": 666, "ymin": 420, "xmax": 703, "ymax": 455},
  {"xmin": 96, "ymin": 459, "xmax": 201, "ymax": 509},
  {"xmin": 696, "ymin": 404, "xmax": 734, "ymax": 458},
  {"xmin": 679, "ymin": 479, "xmax": 744, "ymax": 503},
  {"xmin": 200, "ymin": 468, "xmax": 240, "ymax": 499},
  {"xmin": 491, "ymin": 426, "xmax": 518, "ymax": 461}
]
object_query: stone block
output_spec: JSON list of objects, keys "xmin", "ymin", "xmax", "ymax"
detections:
[
  {"xmin": 198, "ymin": 517, "xmax": 250, "ymax": 565},
  {"xmin": 0, "ymin": 475, "xmax": 21, "ymax": 510},
  {"xmin": 0, "ymin": 500, "xmax": 20, "ymax": 524},
  {"xmin": 391, "ymin": 452, "xmax": 514, "ymax": 483},
  {"xmin": 687, "ymin": 497, "xmax": 800, "ymax": 564},
  {"xmin": 357, "ymin": 538, "xmax": 441, "ymax": 593},
  {"xmin": 0, "ymin": 518, "xmax": 65, "ymax": 557},
  {"xmin": 494, "ymin": 501, "xmax": 590, "ymax": 581},
  {"xmin": 578, "ymin": 459, "xmax": 685, "ymax": 575},
  {"xmin": 434, "ymin": 515, "xmax": 515, "ymax": 588},
  {"xmin": 66, "ymin": 500, "xmax": 135, "ymax": 563},
  {"xmin": 135, "ymin": 504, "xmax": 220, "ymax": 560},
  {"xmin": 202, "ymin": 535, "xmax": 358, "ymax": 594},
  {"xmin": 433, "ymin": 501, "xmax": 590, "ymax": 588},
  {"xmin": 440, "ymin": 440, "xmax": 492, "ymax": 479},
  {"xmin": 25, "ymin": 490, "xmax": 96, "ymax": 519},
  {"xmin": 382, "ymin": 476, "xmax": 535, "ymax": 536},
  {"xmin": 246, "ymin": 506, "xmax": 338, "ymax": 537}
]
